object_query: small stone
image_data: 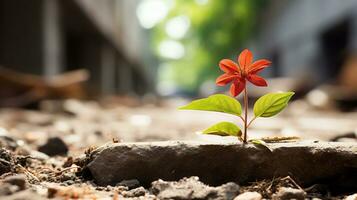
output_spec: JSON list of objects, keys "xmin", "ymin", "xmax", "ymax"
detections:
[
  {"xmin": 115, "ymin": 185, "xmax": 129, "ymax": 192},
  {"xmin": 38, "ymin": 137, "xmax": 68, "ymax": 156},
  {"xmin": 4, "ymin": 174, "xmax": 27, "ymax": 190},
  {"xmin": 95, "ymin": 187, "xmax": 105, "ymax": 191},
  {"xmin": 63, "ymin": 180, "xmax": 75, "ymax": 185},
  {"xmin": 151, "ymin": 176, "xmax": 239, "ymax": 200},
  {"xmin": 345, "ymin": 193, "xmax": 357, "ymax": 200},
  {"xmin": 122, "ymin": 187, "xmax": 147, "ymax": 197},
  {"xmin": 59, "ymin": 172, "xmax": 75, "ymax": 182},
  {"xmin": 234, "ymin": 192, "xmax": 262, "ymax": 200},
  {"xmin": 29, "ymin": 150, "xmax": 49, "ymax": 160},
  {"xmin": 272, "ymin": 187, "xmax": 306, "ymax": 200},
  {"xmin": 116, "ymin": 179, "xmax": 140, "ymax": 189},
  {"xmin": 217, "ymin": 182, "xmax": 241, "ymax": 200}
]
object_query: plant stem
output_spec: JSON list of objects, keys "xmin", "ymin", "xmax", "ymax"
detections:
[
  {"xmin": 247, "ymin": 116, "xmax": 256, "ymax": 128},
  {"xmin": 243, "ymin": 87, "xmax": 248, "ymax": 143}
]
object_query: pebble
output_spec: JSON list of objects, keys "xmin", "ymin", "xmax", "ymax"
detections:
[
  {"xmin": 122, "ymin": 187, "xmax": 147, "ymax": 197},
  {"xmin": 4, "ymin": 174, "xmax": 27, "ymax": 190},
  {"xmin": 151, "ymin": 176, "xmax": 239, "ymax": 200},
  {"xmin": 38, "ymin": 137, "xmax": 68, "ymax": 156},
  {"xmin": 234, "ymin": 191, "xmax": 262, "ymax": 200},
  {"xmin": 116, "ymin": 179, "xmax": 140, "ymax": 189},
  {"xmin": 272, "ymin": 187, "xmax": 306, "ymax": 200}
]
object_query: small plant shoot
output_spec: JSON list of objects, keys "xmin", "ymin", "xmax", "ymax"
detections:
[{"xmin": 179, "ymin": 49, "xmax": 294, "ymax": 143}]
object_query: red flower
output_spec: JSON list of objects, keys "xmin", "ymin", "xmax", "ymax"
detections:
[{"xmin": 216, "ymin": 49, "xmax": 271, "ymax": 97}]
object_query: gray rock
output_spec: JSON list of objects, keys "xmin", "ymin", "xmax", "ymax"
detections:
[
  {"xmin": 150, "ymin": 176, "xmax": 239, "ymax": 200},
  {"xmin": 59, "ymin": 172, "xmax": 76, "ymax": 182},
  {"xmin": 122, "ymin": 186, "xmax": 148, "ymax": 198},
  {"xmin": 29, "ymin": 150, "xmax": 49, "ymax": 160},
  {"xmin": 38, "ymin": 137, "xmax": 68, "ymax": 156},
  {"xmin": 116, "ymin": 179, "xmax": 140, "ymax": 189},
  {"xmin": 3, "ymin": 174, "xmax": 27, "ymax": 190},
  {"xmin": 272, "ymin": 187, "xmax": 306, "ymax": 200},
  {"xmin": 217, "ymin": 182, "xmax": 240, "ymax": 200},
  {"xmin": 234, "ymin": 192, "xmax": 262, "ymax": 200},
  {"xmin": 86, "ymin": 141, "xmax": 357, "ymax": 190}
]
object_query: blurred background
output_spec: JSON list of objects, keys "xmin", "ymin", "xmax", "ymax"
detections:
[{"xmin": 0, "ymin": 0, "xmax": 356, "ymax": 148}]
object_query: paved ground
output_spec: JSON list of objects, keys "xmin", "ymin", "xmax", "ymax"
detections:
[{"xmin": 0, "ymin": 98, "xmax": 356, "ymax": 199}]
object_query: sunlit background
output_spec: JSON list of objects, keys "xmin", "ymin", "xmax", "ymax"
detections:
[
  {"xmin": 1, "ymin": 0, "xmax": 357, "ymax": 99},
  {"xmin": 0, "ymin": 0, "xmax": 356, "ymax": 143}
]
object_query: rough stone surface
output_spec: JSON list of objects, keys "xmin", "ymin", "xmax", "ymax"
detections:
[
  {"xmin": 86, "ymin": 141, "xmax": 357, "ymax": 189},
  {"xmin": 122, "ymin": 187, "xmax": 148, "ymax": 198},
  {"xmin": 272, "ymin": 187, "xmax": 306, "ymax": 200},
  {"xmin": 234, "ymin": 192, "xmax": 262, "ymax": 200},
  {"xmin": 150, "ymin": 176, "xmax": 239, "ymax": 200},
  {"xmin": 38, "ymin": 137, "xmax": 68, "ymax": 156}
]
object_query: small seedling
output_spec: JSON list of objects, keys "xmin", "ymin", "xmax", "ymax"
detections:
[{"xmin": 180, "ymin": 49, "xmax": 295, "ymax": 144}]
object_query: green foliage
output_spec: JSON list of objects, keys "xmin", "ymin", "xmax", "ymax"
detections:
[
  {"xmin": 153, "ymin": 0, "xmax": 266, "ymax": 92},
  {"xmin": 179, "ymin": 94, "xmax": 242, "ymax": 116},
  {"xmin": 253, "ymin": 92, "xmax": 295, "ymax": 118},
  {"xmin": 203, "ymin": 122, "xmax": 241, "ymax": 136}
]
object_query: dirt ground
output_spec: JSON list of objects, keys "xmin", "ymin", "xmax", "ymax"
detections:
[{"xmin": 0, "ymin": 98, "xmax": 356, "ymax": 199}]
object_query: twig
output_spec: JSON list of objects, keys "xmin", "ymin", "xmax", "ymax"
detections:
[
  {"xmin": 260, "ymin": 136, "xmax": 300, "ymax": 143},
  {"xmin": 281, "ymin": 176, "xmax": 303, "ymax": 190},
  {"xmin": 238, "ymin": 115, "xmax": 245, "ymax": 122},
  {"xmin": 55, "ymin": 166, "xmax": 80, "ymax": 175},
  {"xmin": 16, "ymin": 164, "xmax": 40, "ymax": 182}
]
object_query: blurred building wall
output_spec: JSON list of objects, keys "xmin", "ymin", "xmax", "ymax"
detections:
[
  {"xmin": 253, "ymin": 0, "xmax": 357, "ymax": 85},
  {"xmin": 0, "ymin": 0, "xmax": 155, "ymax": 96}
]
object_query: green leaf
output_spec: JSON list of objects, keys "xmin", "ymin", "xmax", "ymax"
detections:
[
  {"xmin": 253, "ymin": 92, "xmax": 294, "ymax": 118},
  {"xmin": 203, "ymin": 122, "xmax": 241, "ymax": 136},
  {"xmin": 249, "ymin": 139, "xmax": 272, "ymax": 152},
  {"xmin": 179, "ymin": 94, "xmax": 242, "ymax": 116}
]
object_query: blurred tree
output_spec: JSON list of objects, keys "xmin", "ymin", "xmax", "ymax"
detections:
[{"xmin": 153, "ymin": 0, "xmax": 266, "ymax": 94}]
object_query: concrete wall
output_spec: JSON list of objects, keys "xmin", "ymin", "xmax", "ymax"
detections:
[
  {"xmin": 253, "ymin": 0, "xmax": 357, "ymax": 83},
  {"xmin": 0, "ymin": 0, "xmax": 154, "ymax": 95}
]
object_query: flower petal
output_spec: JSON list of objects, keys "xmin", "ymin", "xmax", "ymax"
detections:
[
  {"xmin": 230, "ymin": 79, "xmax": 246, "ymax": 97},
  {"xmin": 216, "ymin": 73, "xmax": 238, "ymax": 86},
  {"xmin": 238, "ymin": 49, "xmax": 253, "ymax": 71},
  {"xmin": 247, "ymin": 74, "xmax": 267, "ymax": 87},
  {"xmin": 248, "ymin": 59, "xmax": 271, "ymax": 74},
  {"xmin": 219, "ymin": 59, "xmax": 239, "ymax": 73}
]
